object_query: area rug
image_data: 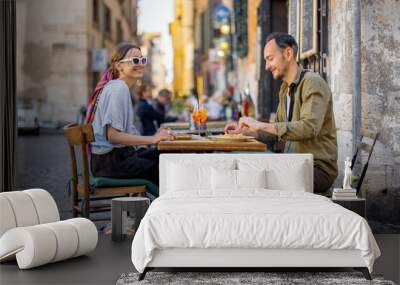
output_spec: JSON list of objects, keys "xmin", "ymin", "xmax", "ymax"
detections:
[{"xmin": 116, "ymin": 271, "xmax": 395, "ymax": 285}]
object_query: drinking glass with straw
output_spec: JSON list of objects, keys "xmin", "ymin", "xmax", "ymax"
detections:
[{"xmin": 191, "ymin": 104, "xmax": 207, "ymax": 136}]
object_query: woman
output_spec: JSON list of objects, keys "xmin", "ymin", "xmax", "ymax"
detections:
[
  {"xmin": 136, "ymin": 85, "xmax": 165, "ymax": 135},
  {"xmin": 85, "ymin": 43, "xmax": 174, "ymax": 189}
]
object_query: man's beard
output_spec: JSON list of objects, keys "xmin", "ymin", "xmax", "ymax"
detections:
[
  {"xmin": 273, "ymin": 72, "xmax": 284, "ymax": 80},
  {"xmin": 273, "ymin": 63, "xmax": 288, "ymax": 80}
]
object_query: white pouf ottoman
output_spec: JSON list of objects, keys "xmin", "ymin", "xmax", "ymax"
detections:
[{"xmin": 0, "ymin": 189, "xmax": 98, "ymax": 269}]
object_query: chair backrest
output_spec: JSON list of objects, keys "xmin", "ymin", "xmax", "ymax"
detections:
[
  {"xmin": 0, "ymin": 189, "xmax": 60, "ymax": 238},
  {"xmin": 63, "ymin": 123, "xmax": 95, "ymax": 196},
  {"xmin": 351, "ymin": 129, "xmax": 380, "ymax": 194}
]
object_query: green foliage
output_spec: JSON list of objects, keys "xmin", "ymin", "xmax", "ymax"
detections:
[{"xmin": 171, "ymin": 96, "xmax": 188, "ymax": 115}]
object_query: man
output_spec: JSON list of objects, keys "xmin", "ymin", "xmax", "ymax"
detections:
[
  {"xmin": 225, "ymin": 33, "xmax": 338, "ymax": 193},
  {"xmin": 154, "ymin": 89, "xmax": 178, "ymax": 123},
  {"xmin": 136, "ymin": 85, "xmax": 165, "ymax": 136}
]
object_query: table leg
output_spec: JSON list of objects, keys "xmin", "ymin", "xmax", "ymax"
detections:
[{"xmin": 112, "ymin": 201, "xmax": 123, "ymax": 242}]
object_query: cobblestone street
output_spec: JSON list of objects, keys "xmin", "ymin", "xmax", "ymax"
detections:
[{"xmin": 17, "ymin": 132, "xmax": 73, "ymax": 220}]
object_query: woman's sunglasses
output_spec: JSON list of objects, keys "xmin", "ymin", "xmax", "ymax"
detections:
[{"xmin": 119, "ymin": 56, "xmax": 147, "ymax": 65}]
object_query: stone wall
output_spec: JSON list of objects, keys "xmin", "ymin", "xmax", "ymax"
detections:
[
  {"xmin": 17, "ymin": 0, "xmax": 88, "ymax": 126},
  {"xmin": 328, "ymin": 0, "xmax": 400, "ymax": 232},
  {"xmin": 17, "ymin": 0, "xmax": 139, "ymax": 126}
]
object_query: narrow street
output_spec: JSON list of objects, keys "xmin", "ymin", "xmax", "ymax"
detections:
[{"xmin": 17, "ymin": 132, "xmax": 73, "ymax": 220}]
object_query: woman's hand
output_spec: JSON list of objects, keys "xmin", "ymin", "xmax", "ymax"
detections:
[
  {"xmin": 106, "ymin": 125, "xmax": 178, "ymax": 146},
  {"xmin": 157, "ymin": 125, "xmax": 170, "ymax": 132},
  {"xmin": 152, "ymin": 128, "xmax": 175, "ymax": 143}
]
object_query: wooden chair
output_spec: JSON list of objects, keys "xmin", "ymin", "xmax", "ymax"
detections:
[
  {"xmin": 63, "ymin": 123, "xmax": 153, "ymax": 221},
  {"xmin": 351, "ymin": 129, "xmax": 380, "ymax": 195}
]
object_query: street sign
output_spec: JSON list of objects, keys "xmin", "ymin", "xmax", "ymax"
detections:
[
  {"xmin": 91, "ymin": 48, "xmax": 108, "ymax": 72},
  {"xmin": 214, "ymin": 4, "xmax": 230, "ymax": 22}
]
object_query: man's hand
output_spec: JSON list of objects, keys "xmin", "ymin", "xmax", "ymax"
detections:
[
  {"xmin": 238, "ymin": 117, "xmax": 263, "ymax": 131},
  {"xmin": 238, "ymin": 117, "xmax": 277, "ymax": 135},
  {"xmin": 224, "ymin": 120, "xmax": 257, "ymax": 137}
]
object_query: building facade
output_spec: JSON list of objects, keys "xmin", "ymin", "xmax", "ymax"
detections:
[
  {"xmin": 170, "ymin": 0, "xmax": 195, "ymax": 97},
  {"xmin": 176, "ymin": 0, "xmax": 399, "ymax": 232},
  {"xmin": 190, "ymin": 0, "xmax": 267, "ymax": 107},
  {"xmin": 232, "ymin": 0, "xmax": 261, "ymax": 112},
  {"xmin": 16, "ymin": 0, "xmax": 139, "ymax": 127},
  {"xmin": 191, "ymin": 0, "xmax": 237, "ymax": 101},
  {"xmin": 141, "ymin": 33, "xmax": 168, "ymax": 97},
  {"xmin": 328, "ymin": 0, "xmax": 400, "ymax": 232}
]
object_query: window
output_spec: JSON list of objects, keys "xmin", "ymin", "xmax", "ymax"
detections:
[
  {"xmin": 257, "ymin": 0, "xmax": 287, "ymax": 120},
  {"xmin": 199, "ymin": 1, "xmax": 214, "ymax": 56},
  {"xmin": 200, "ymin": 12, "xmax": 205, "ymax": 54},
  {"xmin": 301, "ymin": 0, "xmax": 328, "ymax": 78},
  {"xmin": 130, "ymin": 4, "xmax": 138, "ymax": 36},
  {"xmin": 105, "ymin": 5, "xmax": 111, "ymax": 39},
  {"xmin": 116, "ymin": 20, "xmax": 123, "ymax": 43},
  {"xmin": 288, "ymin": 0, "xmax": 300, "ymax": 45},
  {"xmin": 300, "ymin": 0, "xmax": 318, "ymax": 59},
  {"xmin": 233, "ymin": 0, "xmax": 248, "ymax": 58},
  {"xmin": 200, "ymin": 12, "xmax": 210, "ymax": 56},
  {"xmin": 92, "ymin": 71, "xmax": 100, "ymax": 90},
  {"xmin": 119, "ymin": 0, "xmax": 125, "ymax": 18},
  {"xmin": 92, "ymin": 0, "xmax": 99, "ymax": 27},
  {"xmin": 287, "ymin": 0, "xmax": 328, "ymax": 78}
]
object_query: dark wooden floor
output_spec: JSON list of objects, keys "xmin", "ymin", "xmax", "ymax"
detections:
[
  {"xmin": 6, "ymin": 133, "xmax": 398, "ymax": 284},
  {"xmin": 0, "ymin": 234, "xmax": 399, "ymax": 285},
  {"xmin": 0, "ymin": 234, "xmax": 134, "ymax": 285}
]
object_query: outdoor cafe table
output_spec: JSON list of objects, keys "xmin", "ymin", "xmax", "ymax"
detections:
[
  {"xmin": 161, "ymin": 121, "xmax": 226, "ymax": 135},
  {"xmin": 161, "ymin": 120, "xmax": 227, "ymax": 130},
  {"xmin": 157, "ymin": 137, "xmax": 267, "ymax": 152},
  {"xmin": 173, "ymin": 128, "xmax": 225, "ymax": 135}
]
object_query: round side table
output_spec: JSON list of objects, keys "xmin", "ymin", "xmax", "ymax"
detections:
[{"xmin": 111, "ymin": 197, "xmax": 150, "ymax": 242}]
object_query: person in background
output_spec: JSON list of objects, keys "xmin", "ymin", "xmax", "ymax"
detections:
[
  {"xmin": 225, "ymin": 33, "xmax": 338, "ymax": 194},
  {"xmin": 154, "ymin": 89, "xmax": 178, "ymax": 123},
  {"xmin": 203, "ymin": 93, "xmax": 223, "ymax": 121},
  {"xmin": 86, "ymin": 43, "xmax": 174, "ymax": 189},
  {"xmin": 221, "ymin": 86, "xmax": 238, "ymax": 120},
  {"xmin": 136, "ymin": 85, "xmax": 165, "ymax": 136}
]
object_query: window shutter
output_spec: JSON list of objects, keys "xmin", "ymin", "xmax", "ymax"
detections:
[{"xmin": 233, "ymin": 0, "xmax": 248, "ymax": 58}]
